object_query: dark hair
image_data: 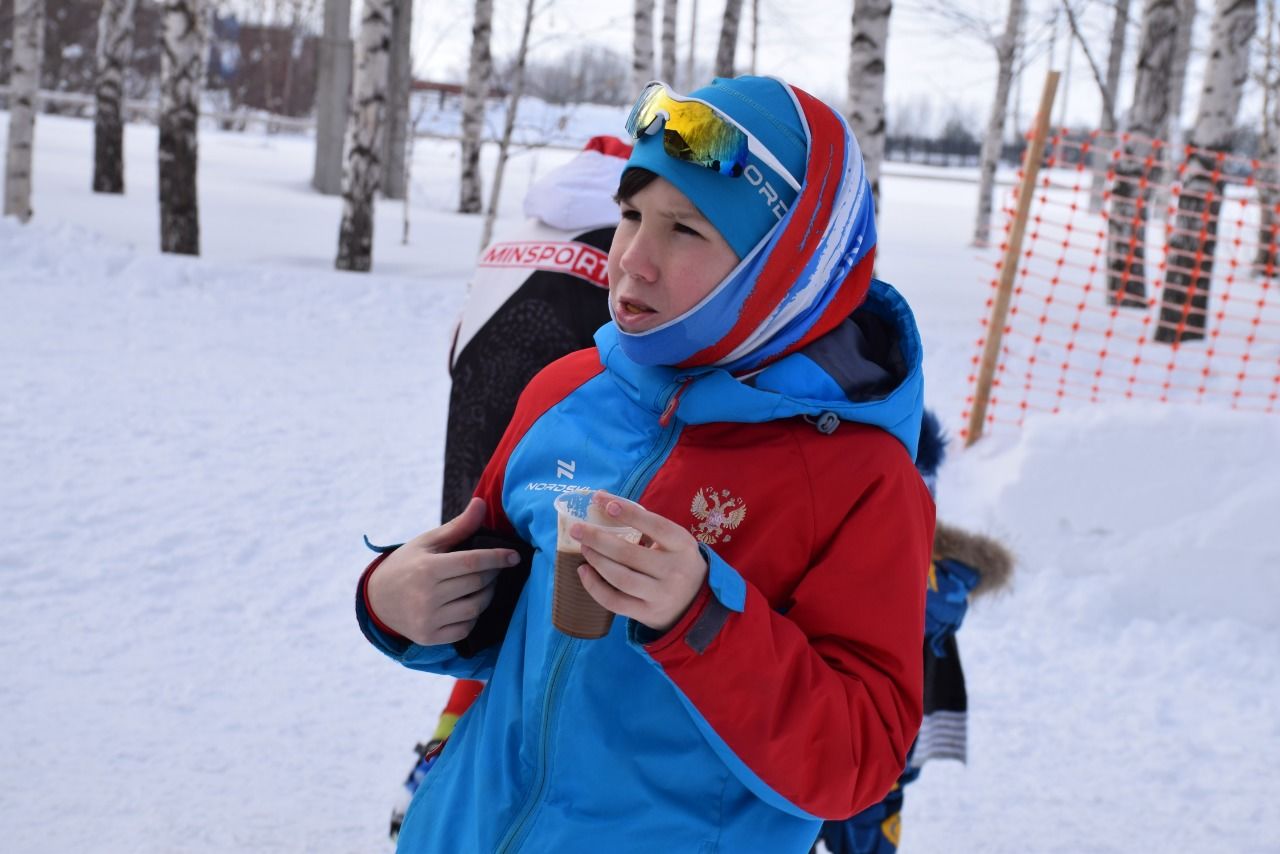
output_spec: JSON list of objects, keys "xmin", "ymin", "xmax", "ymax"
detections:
[{"xmin": 613, "ymin": 167, "xmax": 659, "ymax": 204}]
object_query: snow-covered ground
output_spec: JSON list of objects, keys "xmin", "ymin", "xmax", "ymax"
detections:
[{"xmin": 2, "ymin": 113, "xmax": 1278, "ymax": 853}]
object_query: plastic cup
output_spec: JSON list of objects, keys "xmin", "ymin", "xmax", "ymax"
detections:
[{"xmin": 551, "ymin": 491, "xmax": 641, "ymax": 639}]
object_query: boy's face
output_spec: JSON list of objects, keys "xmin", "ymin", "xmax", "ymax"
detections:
[{"xmin": 607, "ymin": 176, "xmax": 739, "ymax": 335}]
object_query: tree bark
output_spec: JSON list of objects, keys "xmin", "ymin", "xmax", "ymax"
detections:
[
  {"xmin": 4, "ymin": 0, "xmax": 42, "ymax": 223},
  {"xmin": 661, "ymin": 0, "xmax": 680, "ymax": 83},
  {"xmin": 1106, "ymin": 0, "xmax": 1179, "ymax": 306},
  {"xmin": 335, "ymin": 0, "xmax": 392, "ymax": 272},
  {"xmin": 312, "ymin": 0, "xmax": 353, "ymax": 196},
  {"xmin": 480, "ymin": 0, "xmax": 536, "ymax": 250},
  {"xmin": 685, "ymin": 0, "xmax": 699, "ymax": 88},
  {"xmin": 1154, "ymin": 0, "xmax": 1198, "ymax": 211},
  {"xmin": 633, "ymin": 0, "xmax": 656, "ymax": 93},
  {"xmin": 381, "ymin": 0, "xmax": 413, "ymax": 200},
  {"xmin": 1090, "ymin": 0, "xmax": 1133, "ymax": 213},
  {"xmin": 972, "ymin": 0, "xmax": 1024, "ymax": 246},
  {"xmin": 1254, "ymin": 0, "xmax": 1278, "ymax": 274},
  {"xmin": 847, "ymin": 0, "xmax": 893, "ymax": 214},
  {"xmin": 1155, "ymin": 0, "xmax": 1256, "ymax": 343},
  {"xmin": 715, "ymin": 0, "xmax": 744, "ymax": 78},
  {"xmin": 158, "ymin": 0, "xmax": 207, "ymax": 255},
  {"xmin": 459, "ymin": 0, "xmax": 494, "ymax": 214},
  {"xmin": 93, "ymin": 0, "xmax": 138, "ymax": 195}
]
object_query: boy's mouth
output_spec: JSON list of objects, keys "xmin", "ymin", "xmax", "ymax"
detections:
[{"xmin": 615, "ymin": 297, "xmax": 659, "ymax": 329}]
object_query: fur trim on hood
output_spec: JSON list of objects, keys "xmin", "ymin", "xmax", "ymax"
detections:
[{"xmin": 933, "ymin": 521, "xmax": 1014, "ymax": 598}]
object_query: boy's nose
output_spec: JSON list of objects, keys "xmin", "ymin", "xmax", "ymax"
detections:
[{"xmin": 619, "ymin": 233, "xmax": 659, "ymax": 283}]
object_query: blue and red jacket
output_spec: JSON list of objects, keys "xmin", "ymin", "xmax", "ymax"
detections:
[{"xmin": 359, "ymin": 279, "xmax": 935, "ymax": 853}]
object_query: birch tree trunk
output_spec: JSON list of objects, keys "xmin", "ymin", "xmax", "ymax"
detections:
[
  {"xmin": 1165, "ymin": 0, "xmax": 1197, "ymax": 143},
  {"xmin": 1090, "ymin": 0, "xmax": 1133, "ymax": 212},
  {"xmin": 685, "ymin": 0, "xmax": 699, "ymax": 88},
  {"xmin": 661, "ymin": 0, "xmax": 680, "ymax": 82},
  {"xmin": 750, "ymin": 0, "xmax": 759, "ymax": 74},
  {"xmin": 93, "ymin": 0, "xmax": 138, "ymax": 195},
  {"xmin": 312, "ymin": 0, "xmax": 353, "ymax": 195},
  {"xmin": 847, "ymin": 0, "xmax": 893, "ymax": 214},
  {"xmin": 1155, "ymin": 0, "xmax": 1256, "ymax": 343},
  {"xmin": 1255, "ymin": 0, "xmax": 1278, "ymax": 274},
  {"xmin": 634, "ymin": 0, "xmax": 656, "ymax": 94},
  {"xmin": 158, "ymin": 0, "xmax": 207, "ymax": 255},
  {"xmin": 382, "ymin": 0, "xmax": 413, "ymax": 200},
  {"xmin": 972, "ymin": 0, "xmax": 1024, "ymax": 246},
  {"xmin": 480, "ymin": 0, "xmax": 536, "ymax": 250},
  {"xmin": 715, "ymin": 0, "xmax": 744, "ymax": 77},
  {"xmin": 335, "ymin": 0, "xmax": 392, "ymax": 272},
  {"xmin": 1106, "ymin": 0, "xmax": 1179, "ymax": 306},
  {"xmin": 1154, "ymin": 0, "xmax": 1198, "ymax": 210},
  {"xmin": 4, "ymin": 0, "xmax": 42, "ymax": 223},
  {"xmin": 459, "ymin": 0, "xmax": 494, "ymax": 214}
]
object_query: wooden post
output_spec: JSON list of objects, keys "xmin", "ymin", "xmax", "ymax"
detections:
[{"xmin": 966, "ymin": 70, "xmax": 1060, "ymax": 447}]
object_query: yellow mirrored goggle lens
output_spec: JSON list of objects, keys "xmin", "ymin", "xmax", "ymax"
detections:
[{"xmin": 625, "ymin": 84, "xmax": 749, "ymax": 178}]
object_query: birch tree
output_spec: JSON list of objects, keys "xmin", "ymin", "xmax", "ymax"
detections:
[
  {"xmin": 1155, "ymin": 0, "xmax": 1257, "ymax": 343},
  {"xmin": 634, "ymin": 0, "xmax": 656, "ymax": 93},
  {"xmin": 382, "ymin": 0, "xmax": 413, "ymax": 200},
  {"xmin": 661, "ymin": 0, "xmax": 680, "ymax": 82},
  {"xmin": 159, "ymin": 0, "xmax": 208, "ymax": 255},
  {"xmin": 93, "ymin": 0, "xmax": 138, "ymax": 195},
  {"xmin": 1090, "ymin": 0, "xmax": 1133, "ymax": 212},
  {"xmin": 480, "ymin": 0, "xmax": 537, "ymax": 249},
  {"xmin": 1105, "ymin": 0, "xmax": 1180, "ymax": 306},
  {"xmin": 335, "ymin": 0, "xmax": 392, "ymax": 271},
  {"xmin": 971, "ymin": 0, "xmax": 1024, "ymax": 246},
  {"xmin": 1154, "ymin": 0, "xmax": 1198, "ymax": 210},
  {"xmin": 715, "ymin": 0, "xmax": 744, "ymax": 77},
  {"xmin": 847, "ymin": 0, "xmax": 893, "ymax": 214},
  {"xmin": 459, "ymin": 0, "xmax": 494, "ymax": 214},
  {"xmin": 1254, "ymin": 0, "xmax": 1278, "ymax": 274},
  {"xmin": 3, "ymin": 0, "xmax": 42, "ymax": 223},
  {"xmin": 685, "ymin": 0, "xmax": 699, "ymax": 88}
]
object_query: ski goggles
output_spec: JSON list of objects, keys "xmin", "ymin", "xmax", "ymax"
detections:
[{"xmin": 624, "ymin": 81, "xmax": 802, "ymax": 192}]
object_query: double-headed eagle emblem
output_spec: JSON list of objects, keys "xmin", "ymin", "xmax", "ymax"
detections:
[{"xmin": 690, "ymin": 487, "xmax": 747, "ymax": 545}]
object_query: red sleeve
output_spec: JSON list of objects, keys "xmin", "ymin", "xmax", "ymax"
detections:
[
  {"xmin": 472, "ymin": 348, "xmax": 605, "ymax": 533},
  {"xmin": 645, "ymin": 430, "xmax": 934, "ymax": 819}
]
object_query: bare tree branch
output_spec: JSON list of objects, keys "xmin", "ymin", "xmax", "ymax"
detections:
[{"xmin": 1061, "ymin": 0, "xmax": 1118, "ymax": 125}]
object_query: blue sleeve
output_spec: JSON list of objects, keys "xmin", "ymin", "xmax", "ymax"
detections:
[{"xmin": 354, "ymin": 552, "xmax": 499, "ymax": 681}]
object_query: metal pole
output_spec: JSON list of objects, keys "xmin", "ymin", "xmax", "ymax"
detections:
[{"xmin": 966, "ymin": 70, "xmax": 1060, "ymax": 447}]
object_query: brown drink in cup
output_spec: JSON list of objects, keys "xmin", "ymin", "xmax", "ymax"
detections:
[{"xmin": 552, "ymin": 491, "xmax": 641, "ymax": 639}]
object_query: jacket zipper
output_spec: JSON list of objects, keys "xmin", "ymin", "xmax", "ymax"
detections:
[
  {"xmin": 621, "ymin": 379, "xmax": 686, "ymax": 499},
  {"xmin": 494, "ymin": 380, "xmax": 686, "ymax": 852},
  {"xmin": 494, "ymin": 634, "xmax": 577, "ymax": 854}
]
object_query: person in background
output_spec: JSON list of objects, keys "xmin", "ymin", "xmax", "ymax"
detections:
[
  {"xmin": 359, "ymin": 75, "xmax": 934, "ymax": 852},
  {"xmin": 389, "ymin": 136, "xmax": 631, "ymax": 841},
  {"xmin": 817, "ymin": 410, "xmax": 1014, "ymax": 854}
]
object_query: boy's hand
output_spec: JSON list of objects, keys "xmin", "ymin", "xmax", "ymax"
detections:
[
  {"xmin": 367, "ymin": 498, "xmax": 521, "ymax": 646},
  {"xmin": 573, "ymin": 491, "xmax": 709, "ymax": 634}
]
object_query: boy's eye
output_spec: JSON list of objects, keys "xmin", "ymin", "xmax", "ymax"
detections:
[
  {"xmin": 620, "ymin": 208, "xmax": 641, "ymax": 222},
  {"xmin": 674, "ymin": 223, "xmax": 701, "ymax": 237}
]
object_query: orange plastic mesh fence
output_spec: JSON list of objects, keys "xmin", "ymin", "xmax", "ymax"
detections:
[{"xmin": 960, "ymin": 128, "xmax": 1280, "ymax": 441}]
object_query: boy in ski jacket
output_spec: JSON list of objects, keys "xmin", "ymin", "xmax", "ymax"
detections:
[
  {"xmin": 389, "ymin": 136, "xmax": 631, "ymax": 840},
  {"xmin": 358, "ymin": 75, "xmax": 935, "ymax": 852}
]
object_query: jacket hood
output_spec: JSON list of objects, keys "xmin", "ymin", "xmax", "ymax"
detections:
[
  {"xmin": 523, "ymin": 149, "xmax": 628, "ymax": 231},
  {"xmin": 596, "ymin": 278, "xmax": 925, "ymax": 458}
]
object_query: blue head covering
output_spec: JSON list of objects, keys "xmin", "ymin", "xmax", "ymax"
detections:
[
  {"xmin": 615, "ymin": 76, "xmax": 878, "ymax": 374},
  {"xmin": 623, "ymin": 76, "xmax": 808, "ymax": 258}
]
